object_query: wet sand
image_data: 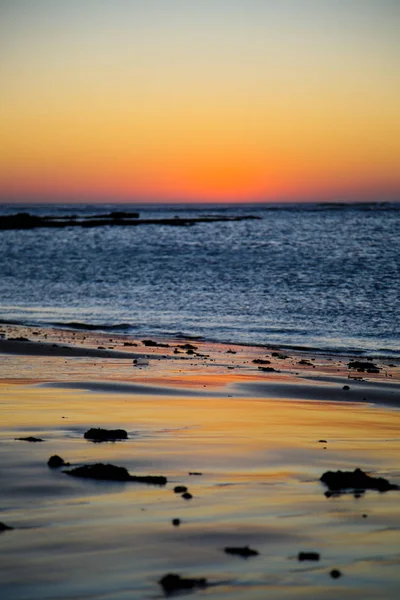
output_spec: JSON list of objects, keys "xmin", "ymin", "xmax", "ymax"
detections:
[{"xmin": 1, "ymin": 324, "xmax": 400, "ymax": 599}]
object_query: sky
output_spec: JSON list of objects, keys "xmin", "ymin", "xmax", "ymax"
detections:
[{"xmin": 0, "ymin": 0, "xmax": 399, "ymax": 203}]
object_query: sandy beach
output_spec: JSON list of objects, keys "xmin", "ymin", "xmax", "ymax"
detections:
[{"xmin": 1, "ymin": 323, "xmax": 400, "ymax": 599}]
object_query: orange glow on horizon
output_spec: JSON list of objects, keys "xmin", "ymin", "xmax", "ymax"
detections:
[{"xmin": 1, "ymin": 2, "xmax": 399, "ymax": 203}]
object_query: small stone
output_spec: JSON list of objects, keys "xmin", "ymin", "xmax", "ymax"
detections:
[
  {"xmin": 15, "ymin": 436, "xmax": 44, "ymax": 442},
  {"xmin": 298, "ymin": 552, "xmax": 320, "ymax": 561},
  {"xmin": 224, "ymin": 546, "xmax": 259, "ymax": 558},
  {"xmin": 159, "ymin": 573, "xmax": 207, "ymax": 593},
  {"xmin": 0, "ymin": 522, "xmax": 14, "ymax": 532},
  {"xmin": 174, "ymin": 485, "xmax": 188, "ymax": 494},
  {"xmin": 172, "ymin": 519, "xmax": 180, "ymax": 526},
  {"xmin": 343, "ymin": 385, "xmax": 350, "ymax": 390},
  {"xmin": 181, "ymin": 492, "xmax": 193, "ymax": 500},
  {"xmin": 48, "ymin": 455, "xmax": 69, "ymax": 468},
  {"xmin": 330, "ymin": 569, "xmax": 342, "ymax": 579}
]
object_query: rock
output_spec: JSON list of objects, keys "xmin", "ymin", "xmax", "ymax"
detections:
[
  {"xmin": 343, "ymin": 385, "xmax": 350, "ymax": 390},
  {"xmin": 0, "ymin": 522, "xmax": 13, "ymax": 532},
  {"xmin": 252, "ymin": 359, "xmax": 271, "ymax": 365},
  {"xmin": 15, "ymin": 436, "xmax": 44, "ymax": 442},
  {"xmin": 133, "ymin": 358, "xmax": 149, "ymax": 366},
  {"xmin": 178, "ymin": 343, "xmax": 198, "ymax": 350},
  {"xmin": 181, "ymin": 492, "xmax": 193, "ymax": 500},
  {"xmin": 48, "ymin": 455, "xmax": 69, "ymax": 468},
  {"xmin": 271, "ymin": 352, "xmax": 289, "ymax": 359},
  {"xmin": 84, "ymin": 428, "xmax": 128, "ymax": 442},
  {"xmin": 142, "ymin": 339, "xmax": 169, "ymax": 348},
  {"xmin": 330, "ymin": 569, "xmax": 342, "ymax": 579},
  {"xmin": 64, "ymin": 463, "xmax": 167, "ymax": 485},
  {"xmin": 123, "ymin": 341, "xmax": 138, "ymax": 346},
  {"xmin": 298, "ymin": 552, "xmax": 320, "ymax": 561},
  {"xmin": 174, "ymin": 486, "xmax": 188, "ymax": 494},
  {"xmin": 189, "ymin": 472, "xmax": 203, "ymax": 476},
  {"xmin": 258, "ymin": 366, "xmax": 277, "ymax": 372},
  {"xmin": 318, "ymin": 440, "xmax": 327, "ymax": 443},
  {"xmin": 320, "ymin": 468, "xmax": 398, "ymax": 493},
  {"xmin": 226, "ymin": 349, "xmax": 236, "ymax": 354},
  {"xmin": 158, "ymin": 573, "xmax": 207, "ymax": 594},
  {"xmin": 348, "ymin": 361, "xmax": 379, "ymax": 372},
  {"xmin": 298, "ymin": 360, "xmax": 313, "ymax": 366},
  {"xmin": 108, "ymin": 211, "xmax": 139, "ymax": 219},
  {"xmin": 224, "ymin": 546, "xmax": 259, "ymax": 558},
  {"xmin": 172, "ymin": 519, "xmax": 180, "ymax": 527}
]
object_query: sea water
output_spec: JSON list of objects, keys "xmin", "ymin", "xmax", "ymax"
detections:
[{"xmin": 0, "ymin": 202, "xmax": 399, "ymax": 357}]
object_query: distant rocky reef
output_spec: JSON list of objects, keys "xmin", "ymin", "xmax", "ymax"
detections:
[{"xmin": 0, "ymin": 212, "xmax": 260, "ymax": 230}]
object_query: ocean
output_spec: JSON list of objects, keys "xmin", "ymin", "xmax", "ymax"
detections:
[{"xmin": 0, "ymin": 202, "xmax": 399, "ymax": 358}]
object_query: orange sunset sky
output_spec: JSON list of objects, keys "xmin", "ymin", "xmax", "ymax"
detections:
[{"xmin": 1, "ymin": 0, "xmax": 399, "ymax": 203}]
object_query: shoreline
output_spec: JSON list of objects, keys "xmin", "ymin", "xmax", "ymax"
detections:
[
  {"xmin": 1, "ymin": 321, "xmax": 400, "ymax": 362},
  {"xmin": 1, "ymin": 318, "xmax": 399, "ymax": 361},
  {"xmin": 1, "ymin": 324, "xmax": 399, "ymax": 409}
]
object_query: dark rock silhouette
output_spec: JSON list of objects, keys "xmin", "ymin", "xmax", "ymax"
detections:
[
  {"xmin": 181, "ymin": 492, "xmax": 193, "ymax": 500},
  {"xmin": 252, "ymin": 359, "xmax": 271, "ymax": 365},
  {"xmin": 158, "ymin": 573, "xmax": 208, "ymax": 594},
  {"xmin": 320, "ymin": 468, "xmax": 398, "ymax": 493},
  {"xmin": 272, "ymin": 352, "xmax": 289, "ymax": 359},
  {"xmin": 348, "ymin": 361, "xmax": 379, "ymax": 372},
  {"xmin": 0, "ymin": 522, "xmax": 14, "ymax": 532},
  {"xmin": 15, "ymin": 436, "xmax": 44, "ymax": 442},
  {"xmin": 48, "ymin": 455, "xmax": 69, "ymax": 468},
  {"xmin": 84, "ymin": 428, "xmax": 128, "ymax": 442},
  {"xmin": 0, "ymin": 212, "xmax": 260, "ymax": 230},
  {"xmin": 224, "ymin": 546, "xmax": 259, "ymax": 558},
  {"xmin": 64, "ymin": 463, "xmax": 167, "ymax": 485},
  {"xmin": 142, "ymin": 339, "xmax": 169, "ymax": 348},
  {"xmin": 343, "ymin": 385, "xmax": 350, "ymax": 390},
  {"xmin": 178, "ymin": 343, "xmax": 198, "ymax": 350},
  {"xmin": 258, "ymin": 366, "xmax": 277, "ymax": 372},
  {"xmin": 172, "ymin": 519, "xmax": 181, "ymax": 527},
  {"xmin": 189, "ymin": 472, "xmax": 203, "ymax": 476},
  {"xmin": 330, "ymin": 569, "xmax": 342, "ymax": 579},
  {"xmin": 174, "ymin": 486, "xmax": 188, "ymax": 494},
  {"xmin": 298, "ymin": 552, "xmax": 320, "ymax": 561}
]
